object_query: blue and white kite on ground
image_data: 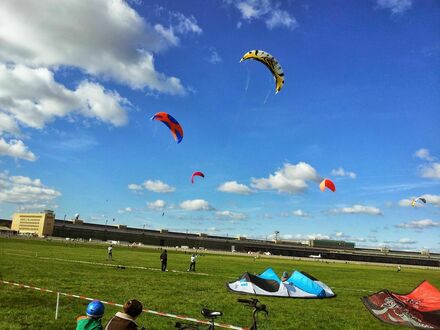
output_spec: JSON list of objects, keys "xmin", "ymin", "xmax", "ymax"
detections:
[{"xmin": 226, "ymin": 268, "xmax": 335, "ymax": 298}]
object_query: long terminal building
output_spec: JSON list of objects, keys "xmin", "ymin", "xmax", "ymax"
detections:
[{"xmin": 2, "ymin": 212, "xmax": 439, "ymax": 268}]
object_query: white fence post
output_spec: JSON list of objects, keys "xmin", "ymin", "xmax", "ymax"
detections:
[{"xmin": 55, "ymin": 292, "xmax": 60, "ymax": 320}]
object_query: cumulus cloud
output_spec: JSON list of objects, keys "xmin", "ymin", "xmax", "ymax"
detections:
[
  {"xmin": 396, "ymin": 219, "xmax": 439, "ymax": 229},
  {"xmin": 0, "ymin": 138, "xmax": 37, "ymax": 161},
  {"xmin": 154, "ymin": 11, "xmax": 202, "ymax": 46},
  {"xmin": 180, "ymin": 199, "xmax": 214, "ymax": 211},
  {"xmin": 291, "ymin": 209, "xmax": 311, "ymax": 218},
  {"xmin": 420, "ymin": 162, "xmax": 440, "ymax": 180},
  {"xmin": 297, "ymin": 233, "xmax": 330, "ymax": 240},
  {"xmin": 331, "ymin": 167, "xmax": 356, "ymax": 179},
  {"xmin": 0, "ymin": 0, "xmax": 187, "ymax": 94},
  {"xmin": 376, "ymin": 0, "xmax": 413, "ymax": 15},
  {"xmin": 0, "ymin": 64, "xmax": 128, "ymax": 129},
  {"xmin": 398, "ymin": 238, "xmax": 417, "ymax": 244},
  {"xmin": 0, "ymin": 64, "xmax": 128, "ymax": 127},
  {"xmin": 0, "ymin": 64, "xmax": 129, "ymax": 160},
  {"xmin": 18, "ymin": 203, "xmax": 58, "ymax": 212},
  {"xmin": 332, "ymin": 232, "xmax": 378, "ymax": 243},
  {"xmin": 147, "ymin": 199, "xmax": 166, "ymax": 210},
  {"xmin": 0, "ymin": 172, "xmax": 61, "ymax": 204},
  {"xmin": 143, "ymin": 180, "xmax": 175, "ymax": 193},
  {"xmin": 218, "ymin": 181, "xmax": 252, "ymax": 194},
  {"xmin": 207, "ymin": 48, "xmax": 222, "ymax": 64},
  {"xmin": 216, "ymin": 210, "xmax": 247, "ymax": 220},
  {"xmin": 414, "ymin": 148, "xmax": 435, "ymax": 161},
  {"xmin": 128, "ymin": 183, "xmax": 143, "ymax": 191},
  {"xmin": 117, "ymin": 207, "xmax": 133, "ymax": 213},
  {"xmin": 251, "ymin": 162, "xmax": 320, "ymax": 194},
  {"xmin": 225, "ymin": 0, "xmax": 298, "ymax": 30},
  {"xmin": 330, "ymin": 204, "xmax": 383, "ymax": 216},
  {"xmin": 0, "ymin": 112, "xmax": 20, "ymax": 135}
]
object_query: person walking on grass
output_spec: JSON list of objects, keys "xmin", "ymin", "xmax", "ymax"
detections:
[
  {"xmin": 160, "ymin": 249, "xmax": 167, "ymax": 271},
  {"xmin": 76, "ymin": 300, "xmax": 105, "ymax": 330},
  {"xmin": 188, "ymin": 253, "xmax": 197, "ymax": 272},
  {"xmin": 108, "ymin": 244, "xmax": 113, "ymax": 261},
  {"xmin": 105, "ymin": 299, "xmax": 143, "ymax": 330}
]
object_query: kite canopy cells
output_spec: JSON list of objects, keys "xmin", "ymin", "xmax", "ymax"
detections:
[
  {"xmin": 411, "ymin": 197, "xmax": 427, "ymax": 207},
  {"xmin": 320, "ymin": 178, "xmax": 336, "ymax": 192},
  {"xmin": 240, "ymin": 50, "xmax": 284, "ymax": 93},
  {"xmin": 151, "ymin": 112, "xmax": 183, "ymax": 143},
  {"xmin": 191, "ymin": 171, "xmax": 205, "ymax": 184}
]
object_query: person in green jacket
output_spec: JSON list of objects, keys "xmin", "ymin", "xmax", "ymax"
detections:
[{"xmin": 76, "ymin": 300, "xmax": 105, "ymax": 330}]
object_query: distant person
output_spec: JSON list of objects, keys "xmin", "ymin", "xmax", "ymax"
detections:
[
  {"xmin": 160, "ymin": 249, "xmax": 167, "ymax": 271},
  {"xmin": 188, "ymin": 253, "xmax": 197, "ymax": 272},
  {"xmin": 108, "ymin": 245, "xmax": 113, "ymax": 261},
  {"xmin": 281, "ymin": 271, "xmax": 289, "ymax": 282},
  {"xmin": 105, "ymin": 299, "xmax": 143, "ymax": 330},
  {"xmin": 76, "ymin": 300, "xmax": 105, "ymax": 330},
  {"xmin": 397, "ymin": 265, "xmax": 401, "ymax": 272}
]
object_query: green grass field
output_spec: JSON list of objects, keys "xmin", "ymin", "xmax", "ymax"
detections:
[{"xmin": 0, "ymin": 238, "xmax": 439, "ymax": 330}]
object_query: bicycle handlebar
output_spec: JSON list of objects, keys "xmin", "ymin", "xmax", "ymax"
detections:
[
  {"xmin": 237, "ymin": 298, "xmax": 258, "ymax": 305},
  {"xmin": 237, "ymin": 298, "xmax": 268, "ymax": 316}
]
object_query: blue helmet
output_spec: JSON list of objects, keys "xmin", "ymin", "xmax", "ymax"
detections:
[{"xmin": 86, "ymin": 300, "xmax": 105, "ymax": 318}]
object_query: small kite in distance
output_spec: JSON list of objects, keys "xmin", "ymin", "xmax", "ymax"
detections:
[
  {"xmin": 191, "ymin": 171, "xmax": 205, "ymax": 184},
  {"xmin": 411, "ymin": 197, "xmax": 427, "ymax": 207},
  {"xmin": 320, "ymin": 178, "xmax": 336, "ymax": 192}
]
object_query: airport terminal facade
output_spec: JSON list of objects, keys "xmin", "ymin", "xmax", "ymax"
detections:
[{"xmin": 3, "ymin": 212, "xmax": 439, "ymax": 268}]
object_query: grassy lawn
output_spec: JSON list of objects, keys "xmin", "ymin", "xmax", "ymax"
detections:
[{"xmin": 0, "ymin": 238, "xmax": 439, "ymax": 329}]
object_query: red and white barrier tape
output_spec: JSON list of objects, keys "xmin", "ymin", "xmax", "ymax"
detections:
[{"xmin": 1, "ymin": 280, "xmax": 246, "ymax": 330}]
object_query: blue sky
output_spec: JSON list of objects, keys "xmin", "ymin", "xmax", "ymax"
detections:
[{"xmin": 0, "ymin": 0, "xmax": 439, "ymax": 251}]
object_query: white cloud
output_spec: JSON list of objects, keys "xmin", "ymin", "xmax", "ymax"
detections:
[
  {"xmin": 422, "ymin": 194, "xmax": 440, "ymax": 207},
  {"xmin": 398, "ymin": 238, "xmax": 417, "ymax": 244},
  {"xmin": 117, "ymin": 207, "xmax": 132, "ymax": 214},
  {"xmin": 147, "ymin": 199, "xmax": 166, "ymax": 210},
  {"xmin": 420, "ymin": 162, "xmax": 440, "ymax": 180},
  {"xmin": 330, "ymin": 204, "xmax": 383, "ymax": 216},
  {"xmin": 216, "ymin": 210, "xmax": 247, "ymax": 220},
  {"xmin": 10, "ymin": 176, "xmax": 42, "ymax": 186},
  {"xmin": 331, "ymin": 167, "xmax": 356, "ymax": 179},
  {"xmin": 218, "ymin": 181, "xmax": 252, "ymax": 194},
  {"xmin": 331, "ymin": 232, "xmax": 378, "ymax": 243},
  {"xmin": 128, "ymin": 183, "xmax": 143, "ymax": 191},
  {"xmin": 414, "ymin": 148, "xmax": 435, "ymax": 161},
  {"xmin": 273, "ymin": 233, "xmax": 331, "ymax": 241},
  {"xmin": 180, "ymin": 199, "xmax": 214, "ymax": 211},
  {"xmin": 0, "ymin": 138, "xmax": 37, "ymax": 161},
  {"xmin": 265, "ymin": 7, "xmax": 298, "ymax": 29},
  {"xmin": 0, "ymin": 0, "xmax": 186, "ymax": 94},
  {"xmin": 226, "ymin": 0, "xmax": 297, "ymax": 30},
  {"xmin": 18, "ymin": 203, "xmax": 58, "ymax": 212},
  {"xmin": 376, "ymin": 0, "xmax": 413, "ymax": 15},
  {"xmin": 291, "ymin": 209, "xmax": 310, "ymax": 218},
  {"xmin": 143, "ymin": 180, "xmax": 175, "ymax": 193},
  {"xmin": 0, "ymin": 172, "xmax": 61, "ymax": 204},
  {"xmin": 171, "ymin": 12, "xmax": 202, "ymax": 35},
  {"xmin": 396, "ymin": 219, "xmax": 439, "ymax": 229},
  {"xmin": 251, "ymin": 162, "xmax": 320, "ymax": 194},
  {"xmin": 0, "ymin": 112, "xmax": 20, "ymax": 135},
  {"xmin": 302, "ymin": 233, "xmax": 330, "ymax": 240},
  {"xmin": 207, "ymin": 48, "xmax": 222, "ymax": 64},
  {"xmin": 154, "ymin": 24, "xmax": 180, "ymax": 46},
  {"xmin": 153, "ymin": 9, "xmax": 202, "ymax": 47},
  {"xmin": 0, "ymin": 64, "xmax": 129, "ymax": 129}
]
